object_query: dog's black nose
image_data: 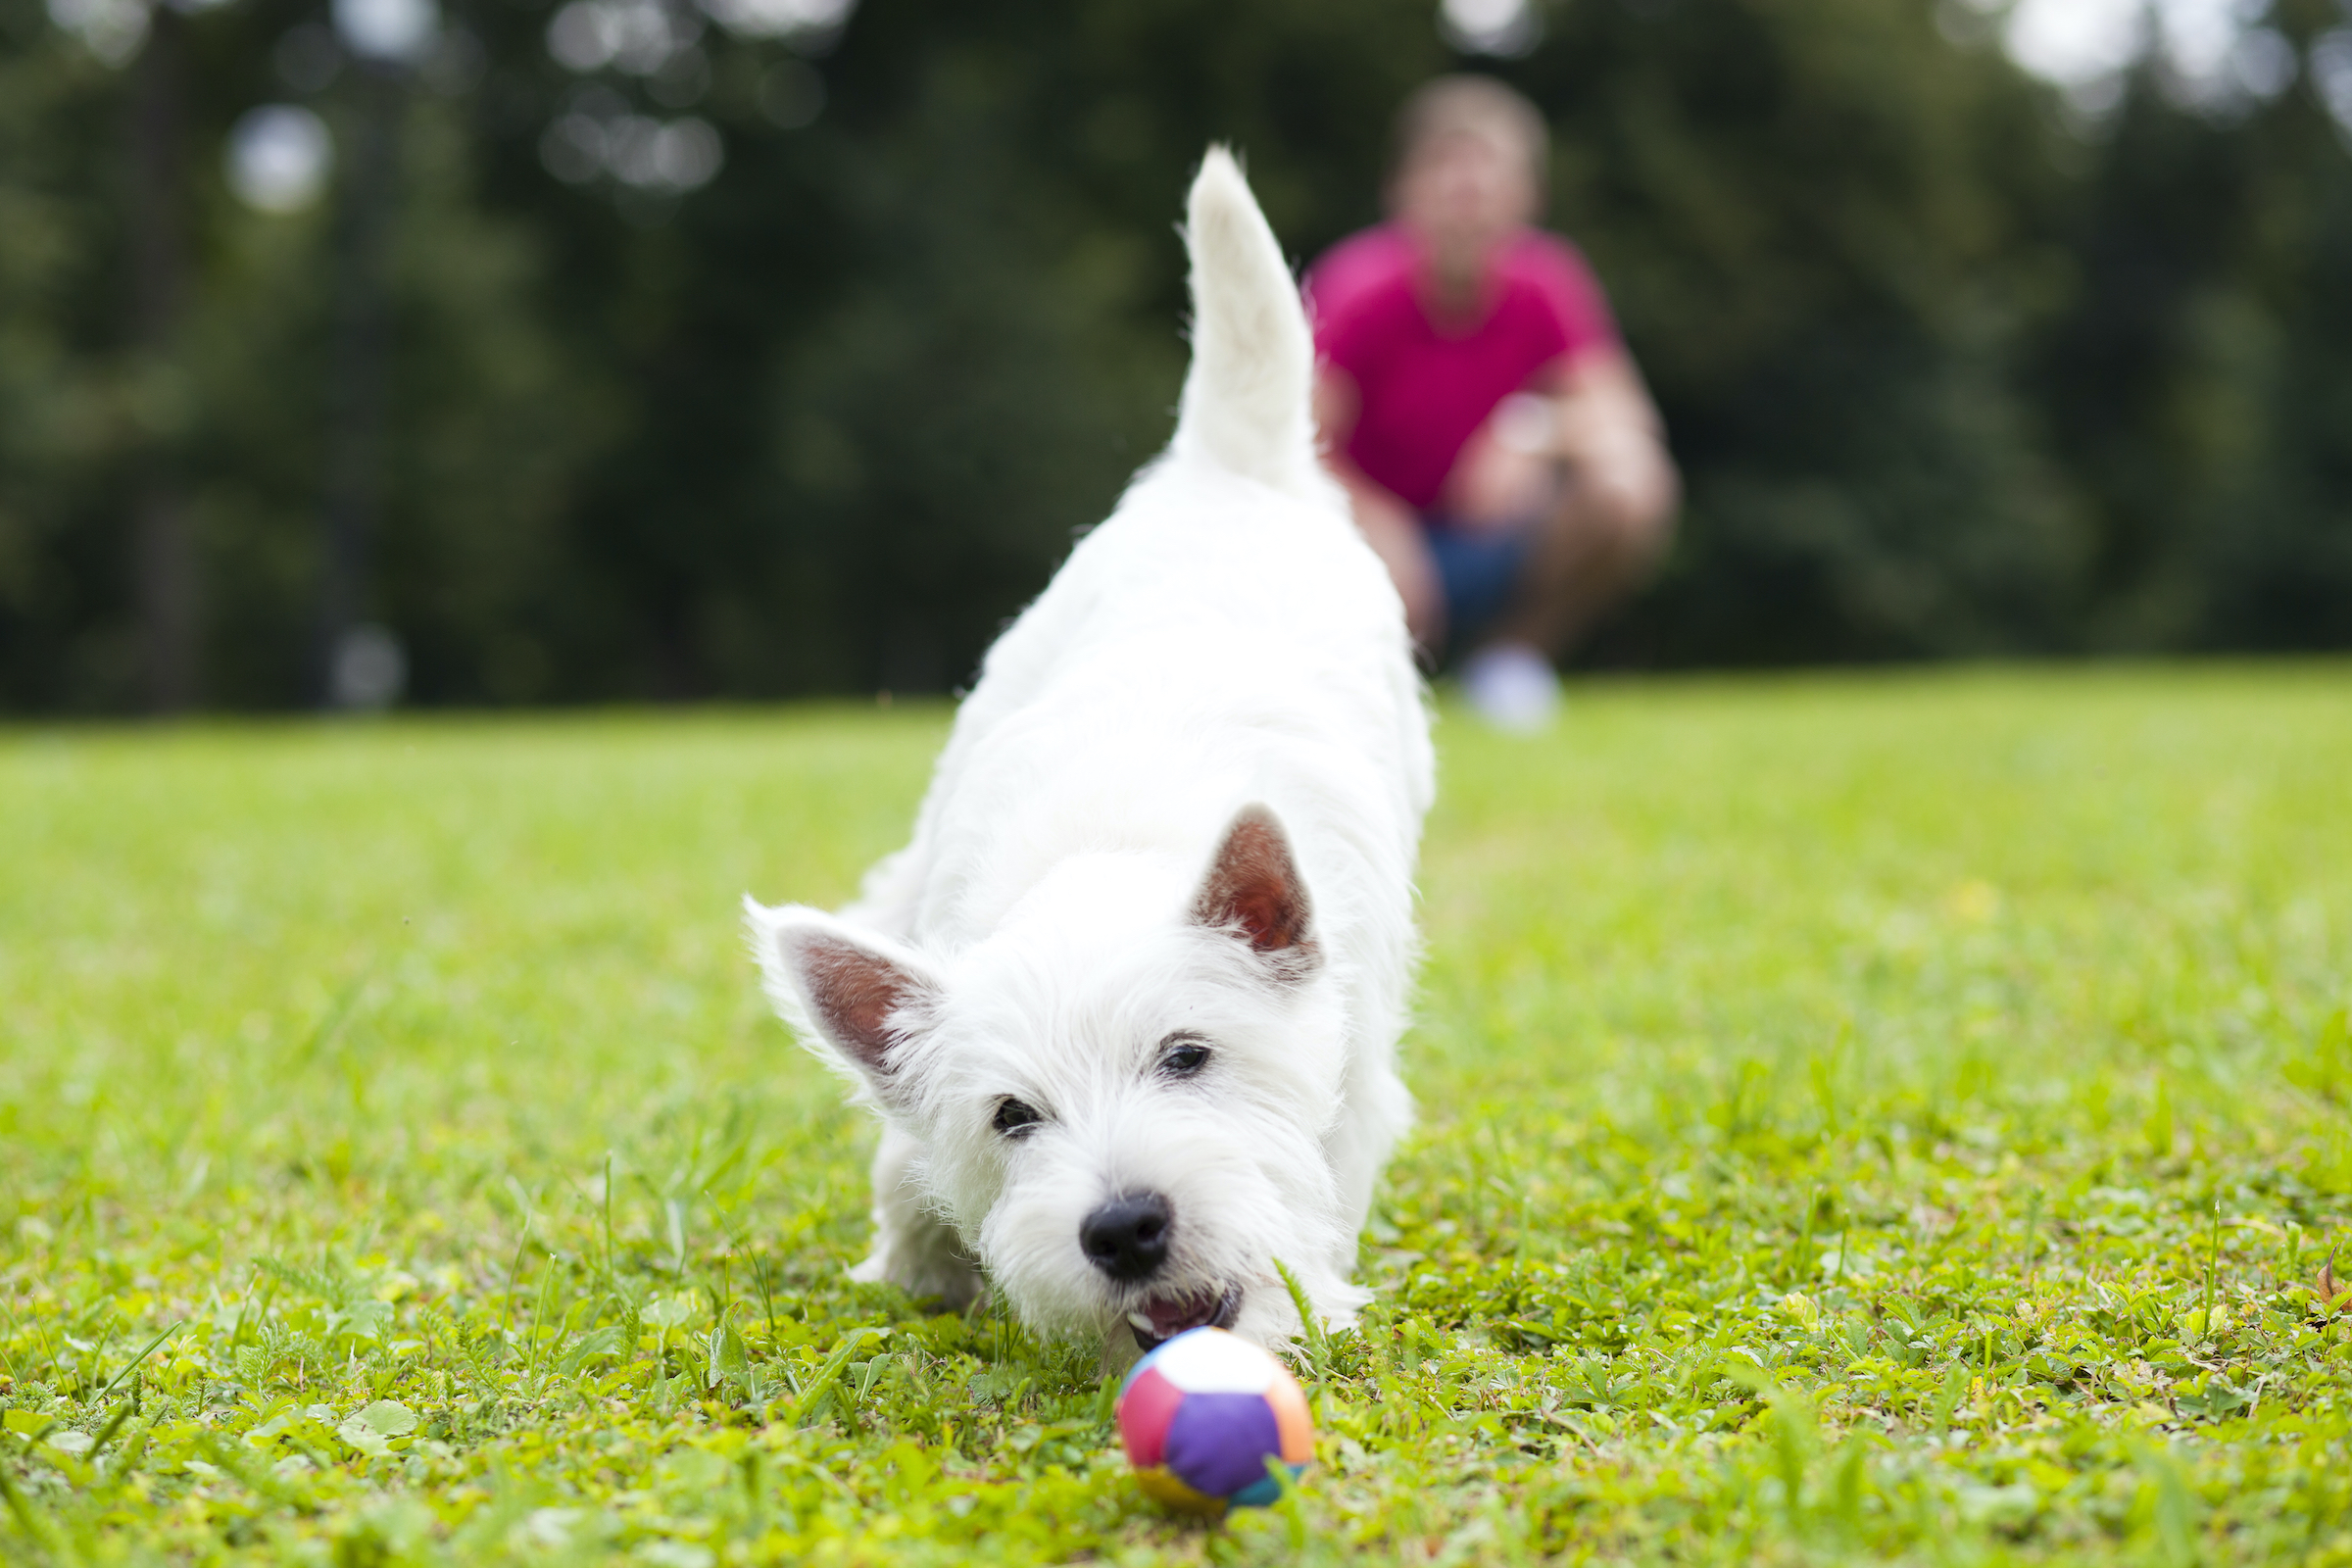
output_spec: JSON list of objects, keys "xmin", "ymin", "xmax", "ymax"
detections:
[{"xmin": 1080, "ymin": 1192, "xmax": 1173, "ymax": 1281}]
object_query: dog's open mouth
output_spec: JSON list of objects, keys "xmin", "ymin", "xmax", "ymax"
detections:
[{"xmin": 1126, "ymin": 1284, "xmax": 1242, "ymax": 1350}]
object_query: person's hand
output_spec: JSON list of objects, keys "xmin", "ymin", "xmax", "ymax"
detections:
[
  {"xmin": 1547, "ymin": 353, "xmax": 1680, "ymax": 529},
  {"xmin": 1558, "ymin": 415, "xmax": 1660, "ymax": 507},
  {"xmin": 1443, "ymin": 395, "xmax": 1560, "ymax": 530}
]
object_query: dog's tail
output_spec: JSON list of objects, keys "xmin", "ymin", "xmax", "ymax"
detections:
[{"xmin": 1169, "ymin": 147, "xmax": 1320, "ymax": 497}]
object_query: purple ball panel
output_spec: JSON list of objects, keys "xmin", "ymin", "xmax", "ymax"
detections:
[{"xmin": 1162, "ymin": 1393, "xmax": 1283, "ymax": 1498}]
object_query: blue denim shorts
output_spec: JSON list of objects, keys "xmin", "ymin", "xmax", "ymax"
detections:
[{"xmin": 1423, "ymin": 516, "xmax": 1534, "ymax": 645}]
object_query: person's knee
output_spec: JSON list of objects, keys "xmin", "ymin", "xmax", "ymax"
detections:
[
  {"xmin": 1400, "ymin": 575, "xmax": 1447, "ymax": 659},
  {"xmin": 1615, "ymin": 494, "xmax": 1675, "ymax": 573},
  {"xmin": 1346, "ymin": 491, "xmax": 1446, "ymax": 648},
  {"xmin": 1578, "ymin": 481, "xmax": 1675, "ymax": 568}
]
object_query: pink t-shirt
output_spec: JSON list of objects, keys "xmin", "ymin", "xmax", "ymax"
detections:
[{"xmin": 1307, "ymin": 224, "xmax": 1620, "ymax": 513}]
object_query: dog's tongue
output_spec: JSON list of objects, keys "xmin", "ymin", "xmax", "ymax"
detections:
[{"xmin": 1144, "ymin": 1288, "xmax": 1221, "ymax": 1339}]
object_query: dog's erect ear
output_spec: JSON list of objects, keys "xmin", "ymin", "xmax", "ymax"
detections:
[
  {"xmin": 746, "ymin": 901, "xmax": 941, "ymax": 1094},
  {"xmin": 1190, "ymin": 804, "xmax": 1320, "ymax": 980}
]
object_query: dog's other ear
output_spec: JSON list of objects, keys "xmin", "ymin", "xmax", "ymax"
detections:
[
  {"xmin": 1191, "ymin": 804, "xmax": 1320, "ymax": 980},
  {"xmin": 745, "ymin": 901, "xmax": 941, "ymax": 1094}
]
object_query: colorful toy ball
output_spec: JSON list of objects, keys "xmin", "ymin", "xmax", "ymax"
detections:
[{"xmin": 1116, "ymin": 1326, "xmax": 1315, "ymax": 1511}]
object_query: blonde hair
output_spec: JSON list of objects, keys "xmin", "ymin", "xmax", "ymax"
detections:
[{"xmin": 1394, "ymin": 74, "xmax": 1549, "ymax": 186}]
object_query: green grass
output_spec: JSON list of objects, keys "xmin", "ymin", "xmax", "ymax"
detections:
[{"xmin": 4, "ymin": 666, "xmax": 2350, "ymax": 1566}]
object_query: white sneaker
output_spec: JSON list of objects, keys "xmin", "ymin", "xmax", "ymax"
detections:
[{"xmin": 1460, "ymin": 642, "xmax": 1559, "ymax": 733}]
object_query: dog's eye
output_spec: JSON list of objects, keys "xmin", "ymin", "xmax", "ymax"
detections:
[
  {"xmin": 992, "ymin": 1098, "xmax": 1044, "ymax": 1138},
  {"xmin": 1157, "ymin": 1035, "xmax": 1212, "ymax": 1078}
]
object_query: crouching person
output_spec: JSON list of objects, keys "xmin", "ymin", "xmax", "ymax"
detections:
[{"xmin": 1309, "ymin": 74, "xmax": 1680, "ymax": 731}]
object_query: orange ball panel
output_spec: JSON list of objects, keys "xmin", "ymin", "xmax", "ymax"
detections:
[{"xmin": 1265, "ymin": 1371, "xmax": 1316, "ymax": 1465}]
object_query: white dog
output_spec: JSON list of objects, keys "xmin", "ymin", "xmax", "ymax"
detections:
[{"xmin": 748, "ymin": 149, "xmax": 1433, "ymax": 1358}]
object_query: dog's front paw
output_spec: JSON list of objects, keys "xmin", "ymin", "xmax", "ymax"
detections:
[
  {"xmin": 851, "ymin": 1232, "xmax": 985, "ymax": 1312},
  {"xmin": 1228, "ymin": 1272, "xmax": 1364, "ymax": 1356}
]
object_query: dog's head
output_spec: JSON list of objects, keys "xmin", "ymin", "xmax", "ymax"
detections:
[{"xmin": 750, "ymin": 805, "xmax": 1353, "ymax": 1351}]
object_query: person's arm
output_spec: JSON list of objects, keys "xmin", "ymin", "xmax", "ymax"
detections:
[
  {"xmin": 1314, "ymin": 366, "xmax": 1445, "ymax": 650},
  {"xmin": 1312, "ymin": 368, "xmax": 1393, "ymax": 514},
  {"xmin": 1530, "ymin": 348, "xmax": 1680, "ymax": 533}
]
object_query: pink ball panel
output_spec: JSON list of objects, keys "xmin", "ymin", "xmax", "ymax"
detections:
[{"xmin": 1116, "ymin": 1365, "xmax": 1185, "ymax": 1469}]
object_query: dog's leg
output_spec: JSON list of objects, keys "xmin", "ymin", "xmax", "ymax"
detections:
[
  {"xmin": 849, "ymin": 1121, "xmax": 985, "ymax": 1309},
  {"xmin": 840, "ymin": 842, "xmax": 927, "ymax": 941}
]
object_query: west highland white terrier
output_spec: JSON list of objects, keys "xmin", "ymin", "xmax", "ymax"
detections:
[{"xmin": 748, "ymin": 149, "xmax": 1433, "ymax": 1359}]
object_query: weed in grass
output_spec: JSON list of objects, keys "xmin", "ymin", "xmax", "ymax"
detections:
[{"xmin": 1, "ymin": 673, "xmax": 2350, "ymax": 1563}]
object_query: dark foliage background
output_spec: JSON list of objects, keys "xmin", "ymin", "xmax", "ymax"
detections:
[{"xmin": 1, "ymin": 0, "xmax": 2347, "ymax": 710}]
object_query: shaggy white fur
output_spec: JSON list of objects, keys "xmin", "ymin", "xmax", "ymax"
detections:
[{"xmin": 747, "ymin": 148, "xmax": 1434, "ymax": 1358}]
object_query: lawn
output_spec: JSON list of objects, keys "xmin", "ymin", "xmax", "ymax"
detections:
[{"xmin": 2, "ymin": 665, "xmax": 2349, "ymax": 1566}]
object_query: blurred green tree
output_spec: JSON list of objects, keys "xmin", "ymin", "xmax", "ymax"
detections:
[
  {"xmin": 2032, "ymin": 0, "xmax": 2352, "ymax": 652},
  {"xmin": 1503, "ymin": 0, "xmax": 2090, "ymax": 662},
  {"xmin": 0, "ymin": 0, "xmax": 2344, "ymax": 710}
]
